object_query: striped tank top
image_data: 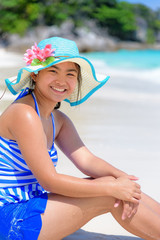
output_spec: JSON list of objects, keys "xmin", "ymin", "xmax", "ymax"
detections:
[{"xmin": 0, "ymin": 88, "xmax": 58, "ymax": 206}]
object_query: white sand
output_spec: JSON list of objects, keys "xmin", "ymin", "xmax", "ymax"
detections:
[{"xmin": 0, "ymin": 50, "xmax": 160, "ymax": 239}]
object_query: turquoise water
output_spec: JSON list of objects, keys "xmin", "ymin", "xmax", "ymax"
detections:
[{"xmin": 82, "ymin": 49, "xmax": 160, "ymax": 70}]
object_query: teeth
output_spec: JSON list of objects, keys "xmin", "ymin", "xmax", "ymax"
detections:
[{"xmin": 53, "ymin": 87, "xmax": 65, "ymax": 92}]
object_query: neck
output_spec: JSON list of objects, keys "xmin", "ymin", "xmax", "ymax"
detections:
[{"xmin": 33, "ymin": 90, "xmax": 57, "ymax": 119}]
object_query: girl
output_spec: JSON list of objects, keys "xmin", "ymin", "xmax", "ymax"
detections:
[{"xmin": 0, "ymin": 37, "xmax": 160, "ymax": 240}]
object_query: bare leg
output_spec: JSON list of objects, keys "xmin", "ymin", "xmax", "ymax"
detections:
[
  {"xmin": 38, "ymin": 194, "xmax": 114, "ymax": 240},
  {"xmin": 38, "ymin": 192, "xmax": 160, "ymax": 240},
  {"xmin": 140, "ymin": 193, "xmax": 160, "ymax": 215},
  {"xmin": 111, "ymin": 193, "xmax": 160, "ymax": 239}
]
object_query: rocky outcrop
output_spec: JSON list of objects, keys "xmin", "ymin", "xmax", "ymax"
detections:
[{"xmin": 2, "ymin": 20, "xmax": 160, "ymax": 53}]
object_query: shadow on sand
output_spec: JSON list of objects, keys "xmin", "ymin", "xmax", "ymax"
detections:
[{"xmin": 63, "ymin": 229, "xmax": 143, "ymax": 240}]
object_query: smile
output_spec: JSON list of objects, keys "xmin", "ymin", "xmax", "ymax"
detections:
[{"xmin": 52, "ymin": 87, "xmax": 66, "ymax": 93}]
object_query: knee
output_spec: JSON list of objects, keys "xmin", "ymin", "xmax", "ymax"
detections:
[{"xmin": 97, "ymin": 195, "xmax": 117, "ymax": 214}]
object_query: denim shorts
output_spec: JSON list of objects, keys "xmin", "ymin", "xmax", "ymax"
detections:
[{"xmin": 0, "ymin": 192, "xmax": 48, "ymax": 240}]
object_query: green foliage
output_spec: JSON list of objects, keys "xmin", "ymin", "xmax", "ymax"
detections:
[
  {"xmin": 0, "ymin": 0, "xmax": 159, "ymax": 42},
  {"xmin": 0, "ymin": 0, "xmax": 42, "ymax": 35},
  {"xmin": 93, "ymin": 1, "xmax": 136, "ymax": 39},
  {"xmin": 154, "ymin": 19, "xmax": 160, "ymax": 30},
  {"xmin": 146, "ymin": 28, "xmax": 156, "ymax": 44}
]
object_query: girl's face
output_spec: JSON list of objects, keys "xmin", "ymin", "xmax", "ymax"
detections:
[{"xmin": 33, "ymin": 62, "xmax": 78, "ymax": 103}]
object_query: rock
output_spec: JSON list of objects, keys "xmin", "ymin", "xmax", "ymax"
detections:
[
  {"xmin": 135, "ymin": 17, "xmax": 148, "ymax": 42},
  {"xmin": 5, "ymin": 21, "xmax": 117, "ymax": 53},
  {"xmin": 3, "ymin": 19, "xmax": 160, "ymax": 53},
  {"xmin": 75, "ymin": 28, "xmax": 117, "ymax": 52}
]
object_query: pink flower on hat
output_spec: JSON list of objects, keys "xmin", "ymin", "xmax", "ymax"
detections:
[{"xmin": 24, "ymin": 43, "xmax": 55, "ymax": 66}]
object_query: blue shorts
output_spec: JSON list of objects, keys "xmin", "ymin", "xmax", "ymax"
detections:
[{"xmin": 0, "ymin": 193, "xmax": 48, "ymax": 240}]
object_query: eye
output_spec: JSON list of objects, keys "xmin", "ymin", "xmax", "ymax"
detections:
[
  {"xmin": 49, "ymin": 70, "xmax": 57, "ymax": 73},
  {"xmin": 67, "ymin": 72, "xmax": 77, "ymax": 77},
  {"xmin": 67, "ymin": 73, "xmax": 74, "ymax": 76}
]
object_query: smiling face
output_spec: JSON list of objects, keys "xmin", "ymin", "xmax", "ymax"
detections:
[{"xmin": 32, "ymin": 62, "xmax": 79, "ymax": 105}]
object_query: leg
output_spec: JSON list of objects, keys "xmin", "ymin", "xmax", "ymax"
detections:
[
  {"xmin": 141, "ymin": 193, "xmax": 160, "ymax": 215},
  {"xmin": 38, "ymin": 192, "xmax": 160, "ymax": 240},
  {"xmin": 38, "ymin": 193, "xmax": 115, "ymax": 240},
  {"xmin": 111, "ymin": 192, "xmax": 160, "ymax": 240}
]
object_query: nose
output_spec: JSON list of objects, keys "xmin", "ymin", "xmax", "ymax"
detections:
[{"xmin": 54, "ymin": 74, "xmax": 66, "ymax": 85}]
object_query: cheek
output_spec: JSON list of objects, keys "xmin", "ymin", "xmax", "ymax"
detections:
[{"xmin": 70, "ymin": 78, "xmax": 78, "ymax": 90}]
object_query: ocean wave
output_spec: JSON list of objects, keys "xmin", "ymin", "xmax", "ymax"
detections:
[{"xmin": 93, "ymin": 59, "xmax": 160, "ymax": 85}]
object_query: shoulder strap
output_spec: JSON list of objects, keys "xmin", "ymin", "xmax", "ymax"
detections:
[
  {"xmin": 14, "ymin": 87, "xmax": 30, "ymax": 101},
  {"xmin": 51, "ymin": 113, "xmax": 56, "ymax": 141},
  {"xmin": 31, "ymin": 91, "xmax": 40, "ymax": 117}
]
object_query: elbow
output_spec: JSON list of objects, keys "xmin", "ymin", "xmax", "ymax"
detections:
[{"xmin": 38, "ymin": 172, "xmax": 60, "ymax": 193}]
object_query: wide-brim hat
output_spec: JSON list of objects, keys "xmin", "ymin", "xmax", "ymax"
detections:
[{"xmin": 5, "ymin": 37, "xmax": 110, "ymax": 106}]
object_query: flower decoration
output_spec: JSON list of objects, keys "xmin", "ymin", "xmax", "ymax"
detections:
[{"xmin": 24, "ymin": 43, "xmax": 56, "ymax": 67}]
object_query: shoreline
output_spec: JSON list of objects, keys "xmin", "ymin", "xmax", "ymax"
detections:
[{"xmin": 1, "ymin": 39, "xmax": 160, "ymax": 54}]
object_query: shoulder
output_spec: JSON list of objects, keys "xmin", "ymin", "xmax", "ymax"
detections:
[
  {"xmin": 2, "ymin": 103, "xmax": 42, "ymax": 140},
  {"xmin": 9, "ymin": 103, "xmax": 39, "ymax": 123}
]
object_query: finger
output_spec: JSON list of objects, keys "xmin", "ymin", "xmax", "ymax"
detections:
[
  {"xmin": 134, "ymin": 194, "xmax": 141, "ymax": 201},
  {"xmin": 135, "ymin": 188, "xmax": 141, "ymax": 194},
  {"xmin": 130, "ymin": 197, "xmax": 140, "ymax": 205},
  {"xmin": 128, "ymin": 203, "xmax": 139, "ymax": 218},
  {"xmin": 128, "ymin": 175, "xmax": 139, "ymax": 181},
  {"xmin": 114, "ymin": 199, "xmax": 121, "ymax": 208},
  {"xmin": 133, "ymin": 182, "xmax": 141, "ymax": 191},
  {"xmin": 135, "ymin": 182, "xmax": 141, "ymax": 190},
  {"xmin": 122, "ymin": 202, "xmax": 133, "ymax": 220},
  {"xmin": 127, "ymin": 202, "xmax": 134, "ymax": 218}
]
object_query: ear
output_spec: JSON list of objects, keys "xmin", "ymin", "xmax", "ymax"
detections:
[{"xmin": 31, "ymin": 72, "xmax": 38, "ymax": 82}]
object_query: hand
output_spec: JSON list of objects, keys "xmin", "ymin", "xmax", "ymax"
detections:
[
  {"xmin": 112, "ymin": 176, "xmax": 141, "ymax": 204},
  {"xmin": 114, "ymin": 199, "xmax": 139, "ymax": 220}
]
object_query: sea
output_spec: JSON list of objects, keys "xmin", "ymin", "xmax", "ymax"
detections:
[
  {"xmin": 83, "ymin": 49, "xmax": 160, "ymax": 70},
  {"xmin": 82, "ymin": 49, "xmax": 160, "ymax": 85}
]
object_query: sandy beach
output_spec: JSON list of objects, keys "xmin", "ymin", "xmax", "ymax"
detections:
[{"xmin": 0, "ymin": 50, "xmax": 160, "ymax": 239}]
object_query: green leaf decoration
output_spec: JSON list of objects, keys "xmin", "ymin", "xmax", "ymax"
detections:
[
  {"xmin": 31, "ymin": 58, "xmax": 41, "ymax": 66},
  {"xmin": 42, "ymin": 57, "xmax": 55, "ymax": 67}
]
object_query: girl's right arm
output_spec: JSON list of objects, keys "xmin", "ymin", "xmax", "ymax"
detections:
[{"xmin": 8, "ymin": 104, "xmax": 141, "ymax": 204}]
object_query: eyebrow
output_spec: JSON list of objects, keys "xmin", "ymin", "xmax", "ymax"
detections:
[{"xmin": 50, "ymin": 65, "xmax": 78, "ymax": 73}]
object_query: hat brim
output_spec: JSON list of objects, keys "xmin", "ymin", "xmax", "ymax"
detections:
[{"xmin": 5, "ymin": 56, "xmax": 110, "ymax": 106}]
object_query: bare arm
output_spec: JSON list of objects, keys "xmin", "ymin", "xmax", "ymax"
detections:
[
  {"xmin": 55, "ymin": 111, "xmax": 128, "ymax": 179},
  {"xmin": 8, "ymin": 104, "xmax": 140, "ymax": 204}
]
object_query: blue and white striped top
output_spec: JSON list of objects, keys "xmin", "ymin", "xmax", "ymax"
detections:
[{"xmin": 0, "ymin": 89, "xmax": 58, "ymax": 206}]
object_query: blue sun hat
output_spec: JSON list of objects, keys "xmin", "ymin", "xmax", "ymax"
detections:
[{"xmin": 5, "ymin": 37, "xmax": 110, "ymax": 106}]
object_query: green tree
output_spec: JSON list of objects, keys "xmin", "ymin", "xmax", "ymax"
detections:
[
  {"xmin": 146, "ymin": 28, "xmax": 156, "ymax": 44},
  {"xmin": 0, "ymin": 0, "xmax": 42, "ymax": 35},
  {"xmin": 0, "ymin": 0, "xmax": 159, "ymax": 42},
  {"xmin": 93, "ymin": 1, "xmax": 137, "ymax": 40}
]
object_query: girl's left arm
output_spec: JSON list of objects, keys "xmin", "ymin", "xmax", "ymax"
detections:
[
  {"xmin": 55, "ymin": 111, "xmax": 128, "ymax": 179},
  {"xmin": 56, "ymin": 111, "xmax": 140, "ymax": 219}
]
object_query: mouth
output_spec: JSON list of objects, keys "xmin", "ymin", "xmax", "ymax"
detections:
[{"xmin": 51, "ymin": 87, "xmax": 66, "ymax": 93}]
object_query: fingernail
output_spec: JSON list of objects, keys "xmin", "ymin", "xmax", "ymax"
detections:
[{"xmin": 114, "ymin": 203, "xmax": 119, "ymax": 208}]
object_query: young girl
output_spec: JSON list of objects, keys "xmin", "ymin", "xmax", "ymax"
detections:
[{"xmin": 0, "ymin": 37, "xmax": 160, "ymax": 240}]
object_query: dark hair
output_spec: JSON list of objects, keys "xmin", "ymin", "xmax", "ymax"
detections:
[
  {"xmin": 54, "ymin": 102, "xmax": 61, "ymax": 109},
  {"xmin": 74, "ymin": 63, "xmax": 82, "ymax": 104}
]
